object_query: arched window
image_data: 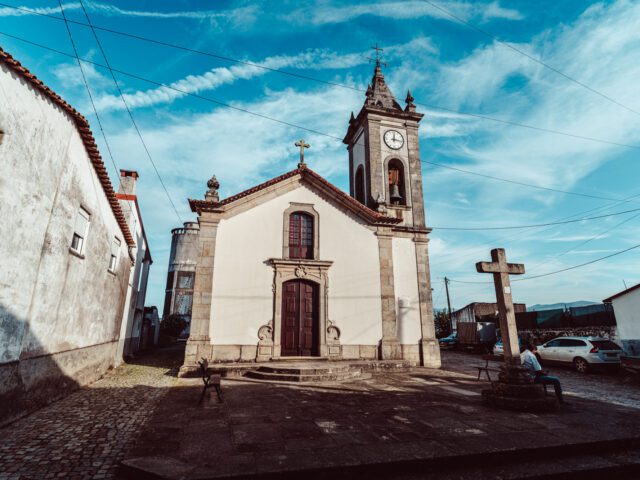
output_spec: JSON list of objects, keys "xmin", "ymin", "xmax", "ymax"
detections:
[
  {"xmin": 388, "ymin": 159, "xmax": 406, "ymax": 206},
  {"xmin": 289, "ymin": 212, "xmax": 314, "ymax": 259},
  {"xmin": 354, "ymin": 165, "xmax": 365, "ymax": 205}
]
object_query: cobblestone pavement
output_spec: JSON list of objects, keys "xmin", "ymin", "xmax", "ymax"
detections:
[
  {"xmin": 440, "ymin": 349, "xmax": 640, "ymax": 409},
  {"xmin": 0, "ymin": 345, "xmax": 183, "ymax": 480},
  {"xmin": 122, "ymin": 365, "xmax": 640, "ymax": 479}
]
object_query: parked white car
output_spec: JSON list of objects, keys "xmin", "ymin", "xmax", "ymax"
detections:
[{"xmin": 536, "ymin": 336, "xmax": 622, "ymax": 373}]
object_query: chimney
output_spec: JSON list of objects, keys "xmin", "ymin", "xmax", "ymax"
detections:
[{"xmin": 119, "ymin": 169, "xmax": 139, "ymax": 195}]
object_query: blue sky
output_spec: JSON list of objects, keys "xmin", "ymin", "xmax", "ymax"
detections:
[{"xmin": 2, "ymin": 0, "xmax": 640, "ymax": 313}]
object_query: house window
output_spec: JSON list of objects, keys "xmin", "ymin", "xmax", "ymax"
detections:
[
  {"xmin": 109, "ymin": 237, "xmax": 121, "ymax": 272},
  {"xmin": 176, "ymin": 271, "xmax": 195, "ymax": 289},
  {"xmin": 289, "ymin": 212, "xmax": 314, "ymax": 259},
  {"xmin": 175, "ymin": 292, "xmax": 193, "ymax": 315},
  {"xmin": 388, "ymin": 159, "xmax": 406, "ymax": 206},
  {"xmin": 172, "ymin": 271, "xmax": 195, "ymax": 317},
  {"xmin": 354, "ymin": 165, "xmax": 365, "ymax": 205},
  {"xmin": 71, "ymin": 207, "xmax": 90, "ymax": 255}
]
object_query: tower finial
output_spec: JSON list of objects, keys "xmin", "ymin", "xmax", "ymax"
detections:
[
  {"xmin": 369, "ymin": 43, "xmax": 387, "ymax": 68},
  {"xmin": 405, "ymin": 89, "xmax": 416, "ymax": 112},
  {"xmin": 205, "ymin": 175, "xmax": 220, "ymax": 202}
]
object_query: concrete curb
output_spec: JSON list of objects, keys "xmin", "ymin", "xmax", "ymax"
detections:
[{"xmin": 119, "ymin": 435, "xmax": 640, "ymax": 480}]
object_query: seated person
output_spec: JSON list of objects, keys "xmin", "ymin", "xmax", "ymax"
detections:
[{"xmin": 521, "ymin": 342, "xmax": 566, "ymax": 404}]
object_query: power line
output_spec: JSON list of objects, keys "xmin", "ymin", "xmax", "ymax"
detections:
[
  {"xmin": 71, "ymin": 0, "xmax": 186, "ymax": 226},
  {"xmin": 54, "ymin": 0, "xmax": 134, "ymax": 220},
  {"xmin": 446, "ymin": 242, "xmax": 640, "ymax": 285},
  {"xmin": 1, "ymin": 30, "xmax": 633, "ymax": 207},
  {"xmin": 2, "ymin": 2, "xmax": 640, "ymax": 151},
  {"xmin": 429, "ymin": 190, "xmax": 640, "ymax": 269},
  {"xmin": 425, "ymin": 161, "xmax": 637, "ymax": 204},
  {"xmin": 525, "ymin": 211, "xmax": 640, "ymax": 274},
  {"xmin": 420, "ymin": 0, "xmax": 640, "ymax": 118},
  {"xmin": 431, "ymin": 206, "xmax": 640, "ymax": 231},
  {"xmin": 6, "ymin": 26, "xmax": 639, "ymax": 284},
  {"xmin": 514, "ymin": 243, "xmax": 640, "ymax": 282}
]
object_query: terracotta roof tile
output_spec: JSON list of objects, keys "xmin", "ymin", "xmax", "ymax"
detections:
[{"xmin": 0, "ymin": 47, "xmax": 135, "ymax": 247}]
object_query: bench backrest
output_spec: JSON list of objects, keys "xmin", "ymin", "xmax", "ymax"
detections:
[
  {"xmin": 482, "ymin": 354, "xmax": 504, "ymax": 362},
  {"xmin": 198, "ymin": 358, "xmax": 209, "ymax": 381}
]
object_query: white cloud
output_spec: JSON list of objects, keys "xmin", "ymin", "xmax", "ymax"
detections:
[
  {"xmin": 52, "ymin": 54, "xmax": 112, "ymax": 89},
  {"xmin": 481, "ymin": 1, "xmax": 524, "ymax": 21},
  {"xmin": 0, "ymin": 1, "xmax": 259, "ymax": 27},
  {"xmin": 0, "ymin": 2, "xmax": 79, "ymax": 16},
  {"xmin": 89, "ymin": 37, "xmax": 438, "ymax": 113},
  {"xmin": 429, "ymin": 0, "xmax": 640, "ymax": 205},
  {"xmin": 106, "ymin": 84, "xmax": 359, "ymax": 202},
  {"xmin": 285, "ymin": 1, "xmax": 523, "ymax": 25}
]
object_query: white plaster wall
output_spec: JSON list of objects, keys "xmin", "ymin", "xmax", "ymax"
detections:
[
  {"xmin": 116, "ymin": 201, "xmax": 151, "ymax": 362},
  {"xmin": 392, "ymin": 237, "xmax": 422, "ymax": 344},
  {"xmin": 211, "ymin": 184, "xmax": 382, "ymax": 346},
  {"xmin": 0, "ymin": 63, "xmax": 130, "ymax": 367},
  {"xmin": 612, "ymin": 289, "xmax": 640, "ymax": 341}
]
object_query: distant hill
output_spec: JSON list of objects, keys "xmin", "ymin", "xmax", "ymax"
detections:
[{"xmin": 527, "ymin": 301, "xmax": 599, "ymax": 312}]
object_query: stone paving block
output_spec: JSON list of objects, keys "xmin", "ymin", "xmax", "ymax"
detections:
[{"xmin": 0, "ymin": 346, "xmax": 183, "ymax": 480}]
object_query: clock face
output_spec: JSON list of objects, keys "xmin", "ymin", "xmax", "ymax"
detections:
[{"xmin": 384, "ymin": 129, "xmax": 404, "ymax": 150}]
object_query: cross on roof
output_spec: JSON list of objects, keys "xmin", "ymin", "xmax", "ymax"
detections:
[
  {"xmin": 295, "ymin": 139, "xmax": 310, "ymax": 168},
  {"xmin": 369, "ymin": 43, "xmax": 387, "ymax": 68}
]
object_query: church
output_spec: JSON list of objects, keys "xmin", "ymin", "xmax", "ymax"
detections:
[{"xmin": 181, "ymin": 62, "xmax": 441, "ymax": 372}]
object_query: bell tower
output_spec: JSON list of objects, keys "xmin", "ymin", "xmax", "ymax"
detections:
[{"xmin": 343, "ymin": 60, "xmax": 426, "ymax": 228}]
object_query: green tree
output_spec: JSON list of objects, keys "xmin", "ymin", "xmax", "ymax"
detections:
[
  {"xmin": 434, "ymin": 309, "xmax": 452, "ymax": 338},
  {"xmin": 160, "ymin": 314, "xmax": 187, "ymax": 338}
]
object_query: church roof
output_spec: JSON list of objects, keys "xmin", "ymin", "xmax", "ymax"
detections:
[
  {"xmin": 0, "ymin": 47, "xmax": 135, "ymax": 247},
  {"xmin": 189, "ymin": 166, "xmax": 402, "ymax": 226}
]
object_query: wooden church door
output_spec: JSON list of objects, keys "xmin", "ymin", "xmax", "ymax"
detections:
[{"xmin": 281, "ymin": 280, "xmax": 319, "ymax": 356}]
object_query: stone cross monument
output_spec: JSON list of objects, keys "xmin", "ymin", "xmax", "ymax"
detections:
[
  {"xmin": 476, "ymin": 248, "xmax": 524, "ymax": 365},
  {"xmin": 476, "ymin": 248, "xmax": 557, "ymax": 412}
]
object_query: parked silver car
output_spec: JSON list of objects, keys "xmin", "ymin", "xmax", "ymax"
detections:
[{"xmin": 536, "ymin": 336, "xmax": 622, "ymax": 373}]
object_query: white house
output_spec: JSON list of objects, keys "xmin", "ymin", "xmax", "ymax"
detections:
[
  {"xmin": 116, "ymin": 170, "xmax": 153, "ymax": 360},
  {"xmin": 604, "ymin": 283, "xmax": 640, "ymax": 355},
  {"xmin": 181, "ymin": 62, "xmax": 440, "ymax": 373},
  {"xmin": 0, "ymin": 47, "xmax": 147, "ymax": 423}
]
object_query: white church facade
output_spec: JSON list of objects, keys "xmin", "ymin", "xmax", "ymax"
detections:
[{"xmin": 181, "ymin": 63, "xmax": 441, "ymax": 371}]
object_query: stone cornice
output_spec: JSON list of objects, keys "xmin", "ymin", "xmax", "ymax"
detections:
[
  {"xmin": 268, "ymin": 258, "xmax": 333, "ymax": 269},
  {"xmin": 343, "ymin": 105, "xmax": 424, "ymax": 145}
]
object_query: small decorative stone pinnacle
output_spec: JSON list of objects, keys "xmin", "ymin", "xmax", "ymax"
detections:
[
  {"xmin": 205, "ymin": 175, "xmax": 220, "ymax": 202},
  {"xmin": 405, "ymin": 89, "xmax": 416, "ymax": 112},
  {"xmin": 365, "ymin": 83, "xmax": 373, "ymax": 98}
]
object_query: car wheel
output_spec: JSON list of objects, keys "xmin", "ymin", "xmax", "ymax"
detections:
[{"xmin": 573, "ymin": 357, "xmax": 589, "ymax": 373}]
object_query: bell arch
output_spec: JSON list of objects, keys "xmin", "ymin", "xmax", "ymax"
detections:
[{"xmin": 385, "ymin": 157, "xmax": 409, "ymax": 206}]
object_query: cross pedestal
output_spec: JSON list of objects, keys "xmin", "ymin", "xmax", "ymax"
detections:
[{"xmin": 476, "ymin": 248, "xmax": 558, "ymax": 412}]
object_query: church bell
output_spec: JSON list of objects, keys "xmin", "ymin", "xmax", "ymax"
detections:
[{"xmin": 390, "ymin": 184, "xmax": 402, "ymax": 205}]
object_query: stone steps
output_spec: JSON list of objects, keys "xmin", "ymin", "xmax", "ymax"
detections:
[{"xmin": 243, "ymin": 364, "xmax": 364, "ymax": 382}]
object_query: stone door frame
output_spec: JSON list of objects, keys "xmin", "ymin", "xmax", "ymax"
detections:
[
  {"xmin": 257, "ymin": 259, "xmax": 337, "ymax": 361},
  {"xmin": 279, "ymin": 278, "xmax": 320, "ymax": 357}
]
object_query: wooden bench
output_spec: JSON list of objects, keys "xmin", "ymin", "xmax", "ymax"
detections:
[
  {"xmin": 476, "ymin": 354, "xmax": 549, "ymax": 395},
  {"xmin": 198, "ymin": 358, "xmax": 223, "ymax": 403},
  {"xmin": 476, "ymin": 354, "xmax": 503, "ymax": 385}
]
